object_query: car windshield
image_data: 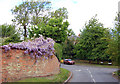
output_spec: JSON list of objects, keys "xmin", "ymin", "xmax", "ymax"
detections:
[{"xmin": 68, "ymin": 59, "xmax": 72, "ymax": 61}]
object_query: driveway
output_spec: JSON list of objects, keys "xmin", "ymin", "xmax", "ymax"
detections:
[{"xmin": 61, "ymin": 64, "xmax": 119, "ymax": 84}]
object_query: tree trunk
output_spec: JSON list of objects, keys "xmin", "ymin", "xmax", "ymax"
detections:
[{"xmin": 24, "ymin": 25, "xmax": 27, "ymax": 40}]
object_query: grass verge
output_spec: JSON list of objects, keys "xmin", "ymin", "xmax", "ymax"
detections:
[
  {"xmin": 75, "ymin": 60, "xmax": 118, "ymax": 68},
  {"xmin": 113, "ymin": 70, "xmax": 120, "ymax": 79},
  {"xmin": 17, "ymin": 68, "xmax": 70, "ymax": 83}
]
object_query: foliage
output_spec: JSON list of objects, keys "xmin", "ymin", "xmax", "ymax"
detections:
[
  {"xmin": 11, "ymin": 1, "xmax": 51, "ymax": 39},
  {"xmin": 74, "ymin": 60, "xmax": 118, "ymax": 68},
  {"xmin": 11, "ymin": 2, "xmax": 30, "ymax": 38},
  {"xmin": 28, "ymin": 17, "xmax": 69, "ymax": 43},
  {"xmin": 45, "ymin": 17, "xmax": 69, "ymax": 43},
  {"xmin": 62, "ymin": 38, "xmax": 76, "ymax": 59},
  {"xmin": 114, "ymin": 70, "xmax": 120, "ymax": 78},
  {"xmin": 74, "ymin": 15, "xmax": 111, "ymax": 62},
  {"xmin": 54, "ymin": 43, "xmax": 63, "ymax": 61},
  {"xmin": 106, "ymin": 15, "xmax": 120, "ymax": 65},
  {"xmin": 0, "ymin": 24, "xmax": 16, "ymax": 38},
  {"xmin": 50, "ymin": 7, "xmax": 68, "ymax": 20},
  {"xmin": 0, "ymin": 24, "xmax": 21, "ymax": 45},
  {"xmin": 3, "ymin": 33, "xmax": 21, "ymax": 45},
  {"xmin": 67, "ymin": 29, "xmax": 75, "ymax": 36},
  {"xmin": 30, "ymin": 1, "xmax": 51, "ymax": 25}
]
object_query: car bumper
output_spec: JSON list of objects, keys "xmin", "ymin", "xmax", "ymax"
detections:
[{"xmin": 68, "ymin": 62, "xmax": 75, "ymax": 64}]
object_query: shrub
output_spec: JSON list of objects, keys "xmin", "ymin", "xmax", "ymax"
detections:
[
  {"xmin": 54, "ymin": 43, "xmax": 63, "ymax": 61},
  {"xmin": 2, "ymin": 33, "xmax": 22, "ymax": 45}
]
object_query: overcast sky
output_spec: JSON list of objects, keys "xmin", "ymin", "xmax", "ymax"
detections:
[{"xmin": 0, "ymin": 0, "xmax": 119, "ymax": 35}]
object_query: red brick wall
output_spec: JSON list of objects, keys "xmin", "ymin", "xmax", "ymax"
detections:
[{"xmin": 1, "ymin": 49, "xmax": 60, "ymax": 82}]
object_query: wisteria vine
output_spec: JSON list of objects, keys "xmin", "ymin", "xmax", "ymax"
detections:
[{"xmin": 1, "ymin": 36, "xmax": 55, "ymax": 60}]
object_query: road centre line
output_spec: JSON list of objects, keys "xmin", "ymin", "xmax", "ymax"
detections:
[
  {"xmin": 90, "ymin": 74, "xmax": 93, "ymax": 78},
  {"xmin": 87, "ymin": 69, "xmax": 96, "ymax": 83},
  {"xmin": 93, "ymin": 79, "xmax": 96, "ymax": 83}
]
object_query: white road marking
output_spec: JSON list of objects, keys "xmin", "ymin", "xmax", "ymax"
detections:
[
  {"xmin": 90, "ymin": 74, "xmax": 93, "ymax": 78},
  {"xmin": 75, "ymin": 69, "xmax": 81, "ymax": 71},
  {"xmin": 93, "ymin": 79, "xmax": 96, "ymax": 83},
  {"xmin": 88, "ymin": 70, "xmax": 91, "ymax": 74},
  {"xmin": 87, "ymin": 69, "xmax": 96, "ymax": 83}
]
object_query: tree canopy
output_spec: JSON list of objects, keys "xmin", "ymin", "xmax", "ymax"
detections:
[
  {"xmin": 11, "ymin": 1, "xmax": 51, "ymax": 39},
  {"xmin": 106, "ymin": 14, "xmax": 120, "ymax": 65},
  {"xmin": 74, "ymin": 15, "xmax": 111, "ymax": 62},
  {"xmin": 28, "ymin": 17, "xmax": 69, "ymax": 43},
  {"xmin": 0, "ymin": 24, "xmax": 16, "ymax": 38},
  {"xmin": 50, "ymin": 7, "xmax": 68, "ymax": 20}
]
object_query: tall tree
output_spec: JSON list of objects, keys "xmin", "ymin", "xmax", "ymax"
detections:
[
  {"xmin": 74, "ymin": 15, "xmax": 111, "ymax": 62},
  {"xmin": 11, "ymin": 2, "xmax": 31, "ymax": 39},
  {"xmin": 11, "ymin": 1, "xmax": 51, "ymax": 39},
  {"xmin": 28, "ymin": 17, "xmax": 69, "ymax": 43}
]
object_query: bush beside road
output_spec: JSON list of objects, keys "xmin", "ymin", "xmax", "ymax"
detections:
[{"xmin": 74, "ymin": 60, "xmax": 118, "ymax": 68}]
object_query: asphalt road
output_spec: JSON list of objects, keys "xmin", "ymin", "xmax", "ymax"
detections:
[{"xmin": 61, "ymin": 64, "xmax": 119, "ymax": 84}]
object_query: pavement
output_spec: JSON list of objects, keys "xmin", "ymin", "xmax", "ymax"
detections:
[{"xmin": 61, "ymin": 64, "xmax": 120, "ymax": 84}]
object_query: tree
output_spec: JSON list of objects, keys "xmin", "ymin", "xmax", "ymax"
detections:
[
  {"xmin": 54, "ymin": 43, "xmax": 63, "ymax": 61},
  {"xmin": 11, "ymin": 2, "xmax": 30, "ymax": 39},
  {"xmin": 30, "ymin": 1, "xmax": 51, "ymax": 25},
  {"xmin": 28, "ymin": 17, "xmax": 69, "ymax": 43},
  {"xmin": 50, "ymin": 7, "xmax": 68, "ymax": 20},
  {"xmin": 0, "ymin": 24, "xmax": 16, "ymax": 38},
  {"xmin": 106, "ymin": 14, "xmax": 120, "ymax": 65},
  {"xmin": 62, "ymin": 38, "xmax": 76, "ymax": 59},
  {"xmin": 0, "ymin": 24, "xmax": 21, "ymax": 45},
  {"xmin": 3, "ymin": 33, "xmax": 21, "ymax": 45},
  {"xmin": 46, "ymin": 17, "xmax": 69, "ymax": 43},
  {"xmin": 67, "ymin": 29, "xmax": 75, "ymax": 36},
  {"xmin": 11, "ymin": 1, "xmax": 51, "ymax": 39},
  {"xmin": 74, "ymin": 15, "xmax": 111, "ymax": 62}
]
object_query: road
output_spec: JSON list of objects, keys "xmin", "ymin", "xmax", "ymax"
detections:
[{"xmin": 61, "ymin": 64, "xmax": 119, "ymax": 84}]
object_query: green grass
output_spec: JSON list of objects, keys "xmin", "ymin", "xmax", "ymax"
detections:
[
  {"xmin": 16, "ymin": 68, "xmax": 70, "ymax": 83},
  {"xmin": 74, "ymin": 60, "xmax": 118, "ymax": 68},
  {"xmin": 114, "ymin": 70, "xmax": 120, "ymax": 79}
]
